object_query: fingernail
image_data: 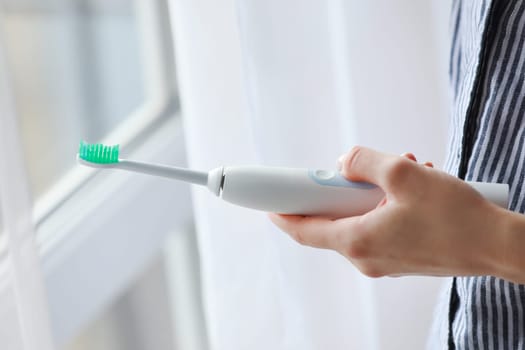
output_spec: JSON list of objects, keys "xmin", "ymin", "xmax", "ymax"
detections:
[
  {"xmin": 400, "ymin": 152, "xmax": 416, "ymax": 162},
  {"xmin": 337, "ymin": 154, "xmax": 346, "ymax": 171}
]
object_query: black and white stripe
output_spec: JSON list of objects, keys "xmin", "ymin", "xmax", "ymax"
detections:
[{"xmin": 438, "ymin": 0, "xmax": 525, "ymax": 349}]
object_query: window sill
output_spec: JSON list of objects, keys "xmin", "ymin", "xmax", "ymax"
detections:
[{"xmin": 37, "ymin": 115, "xmax": 194, "ymax": 346}]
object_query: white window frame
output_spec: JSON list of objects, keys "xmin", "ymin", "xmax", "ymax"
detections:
[
  {"xmin": 1, "ymin": 1, "xmax": 198, "ymax": 347},
  {"xmin": 40, "ymin": 117, "xmax": 194, "ymax": 346}
]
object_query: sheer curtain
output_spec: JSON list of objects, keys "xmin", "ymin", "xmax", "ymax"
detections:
[
  {"xmin": 170, "ymin": 0, "xmax": 451, "ymax": 349},
  {"xmin": 0, "ymin": 38, "xmax": 54, "ymax": 350}
]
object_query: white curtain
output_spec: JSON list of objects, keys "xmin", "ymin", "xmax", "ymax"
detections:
[
  {"xmin": 170, "ymin": 0, "xmax": 451, "ymax": 349},
  {"xmin": 0, "ymin": 38, "xmax": 54, "ymax": 350}
]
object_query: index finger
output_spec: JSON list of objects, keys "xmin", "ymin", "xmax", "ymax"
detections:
[{"xmin": 268, "ymin": 213, "xmax": 347, "ymax": 250}]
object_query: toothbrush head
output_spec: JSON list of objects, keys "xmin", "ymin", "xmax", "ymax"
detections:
[{"xmin": 78, "ymin": 140, "xmax": 120, "ymax": 164}]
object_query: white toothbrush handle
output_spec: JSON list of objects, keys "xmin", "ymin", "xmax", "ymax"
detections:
[
  {"xmin": 221, "ymin": 166, "xmax": 383, "ymax": 218},
  {"xmin": 220, "ymin": 166, "xmax": 509, "ymax": 218},
  {"xmin": 466, "ymin": 181, "xmax": 508, "ymax": 208}
]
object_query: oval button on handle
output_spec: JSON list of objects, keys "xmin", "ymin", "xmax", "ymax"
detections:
[{"xmin": 314, "ymin": 169, "xmax": 335, "ymax": 180}]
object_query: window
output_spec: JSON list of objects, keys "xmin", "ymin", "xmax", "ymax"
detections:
[
  {"xmin": 0, "ymin": 0, "xmax": 177, "ymax": 221},
  {"xmin": 0, "ymin": 0, "xmax": 204, "ymax": 348},
  {"xmin": 1, "ymin": 1, "xmax": 146, "ymax": 198}
]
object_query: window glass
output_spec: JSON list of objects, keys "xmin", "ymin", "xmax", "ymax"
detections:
[{"xmin": 0, "ymin": 1, "xmax": 146, "ymax": 198}]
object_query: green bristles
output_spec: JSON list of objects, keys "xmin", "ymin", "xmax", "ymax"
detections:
[{"xmin": 78, "ymin": 140, "xmax": 120, "ymax": 164}]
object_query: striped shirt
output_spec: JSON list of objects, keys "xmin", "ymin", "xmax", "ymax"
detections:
[{"xmin": 433, "ymin": 0, "xmax": 525, "ymax": 349}]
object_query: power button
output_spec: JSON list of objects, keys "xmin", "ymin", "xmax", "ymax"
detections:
[
  {"xmin": 308, "ymin": 169, "xmax": 377, "ymax": 189},
  {"xmin": 314, "ymin": 169, "xmax": 335, "ymax": 180}
]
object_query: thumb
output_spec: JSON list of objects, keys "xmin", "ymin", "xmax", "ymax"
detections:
[{"xmin": 339, "ymin": 146, "xmax": 415, "ymax": 193}]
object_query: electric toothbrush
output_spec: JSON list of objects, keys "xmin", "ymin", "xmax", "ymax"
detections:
[{"xmin": 77, "ymin": 141, "xmax": 509, "ymax": 218}]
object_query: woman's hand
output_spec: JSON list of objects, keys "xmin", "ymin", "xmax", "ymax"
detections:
[{"xmin": 269, "ymin": 146, "xmax": 509, "ymax": 279}]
